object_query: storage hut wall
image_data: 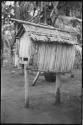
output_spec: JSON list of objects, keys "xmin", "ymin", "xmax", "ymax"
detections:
[
  {"xmin": 19, "ymin": 32, "xmax": 36, "ymax": 63},
  {"xmin": 30, "ymin": 40, "xmax": 76, "ymax": 73}
]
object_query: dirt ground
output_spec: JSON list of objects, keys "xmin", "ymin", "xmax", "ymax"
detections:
[{"xmin": 1, "ymin": 64, "xmax": 82, "ymax": 124}]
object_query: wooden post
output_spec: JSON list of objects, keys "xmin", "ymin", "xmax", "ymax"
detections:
[
  {"xmin": 24, "ymin": 63, "xmax": 29, "ymax": 107},
  {"xmin": 32, "ymin": 71, "xmax": 40, "ymax": 86},
  {"xmin": 55, "ymin": 74, "xmax": 61, "ymax": 104}
]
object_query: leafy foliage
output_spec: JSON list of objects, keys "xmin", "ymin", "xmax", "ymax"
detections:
[{"xmin": 1, "ymin": 1, "xmax": 82, "ymax": 54}]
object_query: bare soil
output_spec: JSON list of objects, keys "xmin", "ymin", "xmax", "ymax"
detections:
[{"xmin": 1, "ymin": 64, "xmax": 81, "ymax": 124}]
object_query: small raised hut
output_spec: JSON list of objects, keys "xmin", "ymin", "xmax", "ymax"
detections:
[
  {"xmin": 11, "ymin": 18, "xmax": 78, "ymax": 107},
  {"xmin": 14, "ymin": 18, "xmax": 78, "ymax": 72}
]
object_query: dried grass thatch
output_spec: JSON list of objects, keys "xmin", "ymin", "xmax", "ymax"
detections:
[
  {"xmin": 23, "ymin": 24, "xmax": 77, "ymax": 45},
  {"xmin": 36, "ymin": 43, "xmax": 75, "ymax": 72}
]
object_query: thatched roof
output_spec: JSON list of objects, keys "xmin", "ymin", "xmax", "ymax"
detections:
[
  {"xmin": 23, "ymin": 24, "xmax": 78, "ymax": 45},
  {"xmin": 11, "ymin": 18, "xmax": 78, "ymax": 45},
  {"xmin": 30, "ymin": 31, "xmax": 77, "ymax": 45}
]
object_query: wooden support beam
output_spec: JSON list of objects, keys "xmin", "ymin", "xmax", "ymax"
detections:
[
  {"xmin": 10, "ymin": 18, "xmax": 76, "ymax": 33},
  {"xmin": 24, "ymin": 64, "xmax": 29, "ymax": 108},
  {"xmin": 55, "ymin": 74, "xmax": 61, "ymax": 104},
  {"xmin": 32, "ymin": 71, "xmax": 40, "ymax": 86}
]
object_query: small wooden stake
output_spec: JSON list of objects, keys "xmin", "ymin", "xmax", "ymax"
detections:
[
  {"xmin": 32, "ymin": 71, "xmax": 40, "ymax": 86},
  {"xmin": 55, "ymin": 74, "xmax": 61, "ymax": 104},
  {"xmin": 24, "ymin": 64, "xmax": 29, "ymax": 108}
]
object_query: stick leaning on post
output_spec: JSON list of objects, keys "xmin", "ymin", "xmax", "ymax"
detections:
[{"xmin": 32, "ymin": 71, "xmax": 40, "ymax": 86}]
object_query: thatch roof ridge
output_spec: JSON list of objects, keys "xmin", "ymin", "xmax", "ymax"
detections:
[{"xmin": 10, "ymin": 18, "xmax": 78, "ymax": 34}]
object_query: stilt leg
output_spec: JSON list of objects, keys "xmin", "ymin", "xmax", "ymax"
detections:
[
  {"xmin": 24, "ymin": 64, "xmax": 29, "ymax": 108},
  {"xmin": 32, "ymin": 71, "xmax": 40, "ymax": 86},
  {"xmin": 22, "ymin": 64, "xmax": 24, "ymax": 74},
  {"xmin": 55, "ymin": 74, "xmax": 61, "ymax": 104}
]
